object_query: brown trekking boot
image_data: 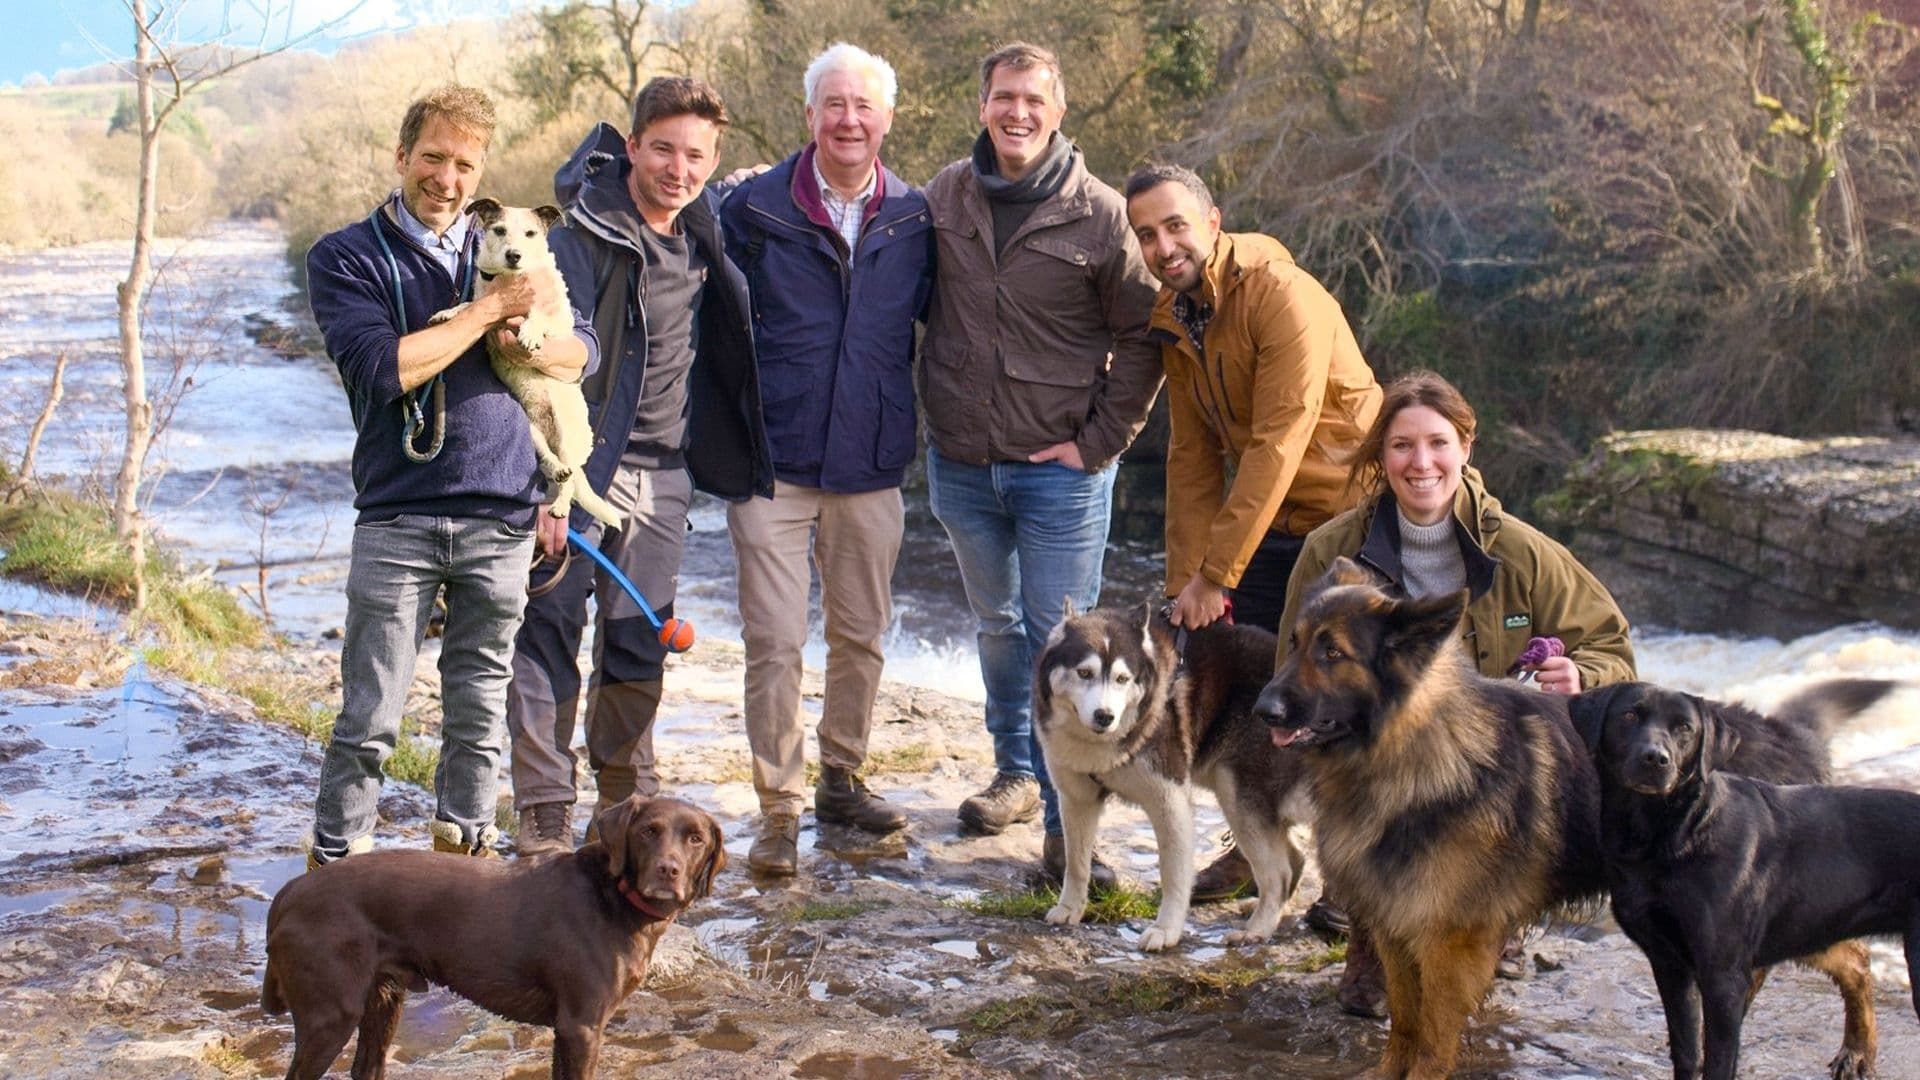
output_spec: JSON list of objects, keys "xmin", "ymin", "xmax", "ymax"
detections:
[
  {"xmin": 1191, "ymin": 845, "xmax": 1256, "ymax": 903},
  {"xmin": 748, "ymin": 811, "xmax": 800, "ymax": 876},
  {"xmin": 957, "ymin": 772, "xmax": 1040, "ymax": 835},
  {"xmin": 814, "ymin": 766, "xmax": 908, "ymax": 833},
  {"xmin": 305, "ymin": 833, "xmax": 373, "ymax": 872},
  {"xmin": 1338, "ymin": 923, "xmax": 1389, "ymax": 1019},
  {"xmin": 1040, "ymin": 833, "xmax": 1119, "ymax": 894},
  {"xmin": 515, "ymin": 802, "xmax": 574, "ymax": 857}
]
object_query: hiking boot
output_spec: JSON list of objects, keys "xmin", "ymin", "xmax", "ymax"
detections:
[
  {"xmin": 1040, "ymin": 833, "xmax": 1119, "ymax": 894},
  {"xmin": 814, "ymin": 766, "xmax": 908, "ymax": 834},
  {"xmin": 429, "ymin": 819, "xmax": 501, "ymax": 859},
  {"xmin": 1338, "ymin": 924, "xmax": 1389, "ymax": 1019},
  {"xmin": 1191, "ymin": 845, "xmax": 1256, "ymax": 903},
  {"xmin": 957, "ymin": 772, "xmax": 1041, "ymax": 835},
  {"xmin": 748, "ymin": 812, "xmax": 801, "ymax": 876},
  {"xmin": 516, "ymin": 802, "xmax": 574, "ymax": 858},
  {"xmin": 1303, "ymin": 896, "xmax": 1351, "ymax": 940},
  {"xmin": 305, "ymin": 833, "xmax": 373, "ymax": 872}
]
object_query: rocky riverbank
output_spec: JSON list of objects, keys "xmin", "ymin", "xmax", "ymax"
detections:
[
  {"xmin": 3, "ymin": 608, "xmax": 1918, "ymax": 1078},
  {"xmin": 1541, "ymin": 429, "xmax": 1920, "ymax": 638}
]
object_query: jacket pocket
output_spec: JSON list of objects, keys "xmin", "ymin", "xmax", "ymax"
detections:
[
  {"xmin": 875, "ymin": 375, "xmax": 917, "ymax": 472},
  {"xmin": 1000, "ymin": 351, "xmax": 1097, "ymax": 448}
]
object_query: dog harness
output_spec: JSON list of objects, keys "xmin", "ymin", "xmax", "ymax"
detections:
[{"xmin": 369, "ymin": 205, "xmax": 477, "ymax": 464}]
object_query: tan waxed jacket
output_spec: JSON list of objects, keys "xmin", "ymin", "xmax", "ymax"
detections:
[
  {"xmin": 1155, "ymin": 232, "xmax": 1382, "ymax": 594},
  {"xmin": 1277, "ymin": 467, "xmax": 1637, "ymax": 691},
  {"xmin": 919, "ymin": 149, "xmax": 1162, "ymax": 469}
]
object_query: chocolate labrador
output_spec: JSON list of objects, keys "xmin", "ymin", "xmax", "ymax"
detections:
[
  {"xmin": 262, "ymin": 796, "xmax": 724, "ymax": 1079},
  {"xmin": 1586, "ymin": 682, "xmax": 1920, "ymax": 1080}
]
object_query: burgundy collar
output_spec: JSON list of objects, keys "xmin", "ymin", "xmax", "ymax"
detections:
[{"xmin": 616, "ymin": 877, "xmax": 679, "ymax": 922}]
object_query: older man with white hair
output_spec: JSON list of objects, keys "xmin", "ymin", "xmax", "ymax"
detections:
[{"xmin": 719, "ymin": 42, "xmax": 935, "ymax": 876}]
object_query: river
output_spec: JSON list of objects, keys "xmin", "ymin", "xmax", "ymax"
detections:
[{"xmin": 5, "ymin": 221, "xmax": 1920, "ymax": 1078}]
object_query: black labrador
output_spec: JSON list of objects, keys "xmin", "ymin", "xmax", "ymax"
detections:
[{"xmin": 1583, "ymin": 680, "xmax": 1918, "ymax": 1080}]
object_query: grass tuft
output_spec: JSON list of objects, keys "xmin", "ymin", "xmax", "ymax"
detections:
[
  {"xmin": 788, "ymin": 900, "xmax": 885, "ymax": 921},
  {"xmin": 948, "ymin": 884, "xmax": 1160, "ymax": 922}
]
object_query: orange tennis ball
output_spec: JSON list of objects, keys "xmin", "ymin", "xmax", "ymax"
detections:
[{"xmin": 657, "ymin": 618, "xmax": 695, "ymax": 652}]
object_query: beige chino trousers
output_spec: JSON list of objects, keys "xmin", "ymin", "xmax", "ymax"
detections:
[{"xmin": 727, "ymin": 481, "xmax": 904, "ymax": 817}]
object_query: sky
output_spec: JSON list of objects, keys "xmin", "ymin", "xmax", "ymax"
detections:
[{"xmin": 0, "ymin": 0, "xmax": 536, "ymax": 88}]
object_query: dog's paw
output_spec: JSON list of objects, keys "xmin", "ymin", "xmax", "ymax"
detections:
[
  {"xmin": 1828, "ymin": 1049, "xmax": 1873, "ymax": 1080},
  {"xmin": 427, "ymin": 302, "xmax": 466, "ymax": 326},
  {"xmin": 1044, "ymin": 903, "xmax": 1084, "ymax": 927},
  {"xmin": 1222, "ymin": 927, "xmax": 1271, "ymax": 947},
  {"xmin": 1139, "ymin": 924, "xmax": 1183, "ymax": 952}
]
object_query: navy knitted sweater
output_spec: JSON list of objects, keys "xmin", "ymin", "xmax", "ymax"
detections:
[{"xmin": 306, "ymin": 195, "xmax": 596, "ymax": 526}]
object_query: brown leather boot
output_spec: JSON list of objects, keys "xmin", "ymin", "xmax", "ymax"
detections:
[
  {"xmin": 957, "ymin": 772, "xmax": 1041, "ymax": 835},
  {"xmin": 1040, "ymin": 833, "xmax": 1119, "ymax": 894},
  {"xmin": 1338, "ymin": 922, "xmax": 1389, "ymax": 1019},
  {"xmin": 814, "ymin": 766, "xmax": 908, "ymax": 833},
  {"xmin": 1191, "ymin": 845, "xmax": 1256, "ymax": 903},
  {"xmin": 515, "ymin": 802, "xmax": 573, "ymax": 857},
  {"xmin": 748, "ymin": 811, "xmax": 800, "ymax": 876}
]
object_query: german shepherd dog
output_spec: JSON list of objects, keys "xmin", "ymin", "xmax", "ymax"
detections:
[
  {"xmin": 1035, "ymin": 601, "xmax": 1312, "ymax": 952},
  {"xmin": 1257, "ymin": 557, "xmax": 1900, "ymax": 1078},
  {"xmin": 1255, "ymin": 558, "xmax": 1602, "ymax": 1078}
]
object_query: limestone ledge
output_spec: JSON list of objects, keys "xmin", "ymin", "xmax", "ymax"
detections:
[{"xmin": 1540, "ymin": 429, "xmax": 1920, "ymax": 636}]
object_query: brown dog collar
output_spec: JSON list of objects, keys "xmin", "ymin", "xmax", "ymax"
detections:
[{"xmin": 616, "ymin": 878, "xmax": 678, "ymax": 922}]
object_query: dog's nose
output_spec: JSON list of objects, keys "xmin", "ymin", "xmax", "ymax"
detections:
[
  {"xmin": 504, "ymin": 249, "xmax": 522, "ymax": 268},
  {"xmin": 1091, "ymin": 709, "xmax": 1115, "ymax": 730},
  {"xmin": 1254, "ymin": 686, "xmax": 1287, "ymax": 726},
  {"xmin": 1639, "ymin": 746, "xmax": 1671, "ymax": 770}
]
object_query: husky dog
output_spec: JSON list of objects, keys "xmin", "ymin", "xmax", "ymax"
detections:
[
  {"xmin": 432, "ymin": 198, "xmax": 620, "ymax": 528},
  {"xmin": 1035, "ymin": 600, "xmax": 1312, "ymax": 952}
]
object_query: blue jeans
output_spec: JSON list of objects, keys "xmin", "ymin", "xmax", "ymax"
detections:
[
  {"xmin": 926, "ymin": 447, "xmax": 1115, "ymax": 836},
  {"xmin": 312, "ymin": 513, "xmax": 534, "ymax": 861}
]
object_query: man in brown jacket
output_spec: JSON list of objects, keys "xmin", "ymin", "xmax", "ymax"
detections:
[
  {"xmin": 1124, "ymin": 162, "xmax": 1382, "ymax": 896},
  {"xmin": 921, "ymin": 42, "xmax": 1163, "ymax": 886}
]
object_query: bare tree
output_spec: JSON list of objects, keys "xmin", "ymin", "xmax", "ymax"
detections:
[
  {"xmin": 8, "ymin": 353, "xmax": 69, "ymax": 502},
  {"xmin": 109, "ymin": 0, "xmax": 357, "ymax": 611}
]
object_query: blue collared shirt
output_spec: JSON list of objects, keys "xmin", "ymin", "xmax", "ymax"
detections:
[{"xmin": 392, "ymin": 191, "xmax": 471, "ymax": 280}]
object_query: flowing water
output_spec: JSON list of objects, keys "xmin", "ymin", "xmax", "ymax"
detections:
[{"xmin": 6, "ymin": 223, "xmax": 1920, "ymax": 1078}]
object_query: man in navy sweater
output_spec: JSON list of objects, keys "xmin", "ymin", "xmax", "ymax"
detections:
[{"xmin": 303, "ymin": 85, "xmax": 593, "ymax": 867}]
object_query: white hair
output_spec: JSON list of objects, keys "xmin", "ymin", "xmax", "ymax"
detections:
[{"xmin": 803, "ymin": 42, "xmax": 898, "ymax": 109}]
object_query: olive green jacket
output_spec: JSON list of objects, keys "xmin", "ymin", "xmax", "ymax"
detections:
[{"xmin": 1276, "ymin": 466, "xmax": 1636, "ymax": 689}]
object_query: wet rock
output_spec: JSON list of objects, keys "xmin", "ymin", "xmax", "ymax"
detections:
[{"xmin": 186, "ymin": 855, "xmax": 226, "ymax": 885}]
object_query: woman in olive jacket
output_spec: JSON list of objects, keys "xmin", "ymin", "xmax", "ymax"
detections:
[{"xmin": 1277, "ymin": 371, "xmax": 1634, "ymax": 692}]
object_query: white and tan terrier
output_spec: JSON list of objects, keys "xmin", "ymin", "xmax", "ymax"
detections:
[{"xmin": 433, "ymin": 197, "xmax": 620, "ymax": 527}]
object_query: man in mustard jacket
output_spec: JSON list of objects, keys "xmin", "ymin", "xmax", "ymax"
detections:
[{"xmin": 1124, "ymin": 162, "xmax": 1383, "ymax": 896}]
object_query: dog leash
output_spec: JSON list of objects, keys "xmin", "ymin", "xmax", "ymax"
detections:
[{"xmin": 369, "ymin": 202, "xmax": 474, "ymax": 464}]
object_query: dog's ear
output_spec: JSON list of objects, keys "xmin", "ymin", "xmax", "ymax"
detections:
[
  {"xmin": 597, "ymin": 796, "xmax": 646, "ymax": 880},
  {"xmin": 534, "ymin": 204, "xmax": 563, "ymax": 230},
  {"xmin": 694, "ymin": 815, "xmax": 726, "ymax": 900},
  {"xmin": 1568, "ymin": 681, "xmax": 1632, "ymax": 756},
  {"xmin": 1381, "ymin": 589, "xmax": 1467, "ymax": 667},
  {"xmin": 1693, "ymin": 696, "xmax": 1740, "ymax": 779},
  {"xmin": 1062, "ymin": 594, "xmax": 1078, "ymax": 621},
  {"xmin": 1325, "ymin": 556, "xmax": 1377, "ymax": 589},
  {"xmin": 466, "ymin": 197, "xmax": 503, "ymax": 223}
]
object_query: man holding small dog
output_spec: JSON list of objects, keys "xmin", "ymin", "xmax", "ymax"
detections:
[
  {"xmin": 922, "ymin": 42, "xmax": 1163, "ymax": 887},
  {"xmin": 505, "ymin": 76, "xmax": 772, "ymax": 855},
  {"xmin": 304, "ymin": 85, "xmax": 592, "ymax": 867},
  {"xmin": 1123, "ymin": 162, "xmax": 1381, "ymax": 903},
  {"xmin": 718, "ymin": 43, "xmax": 935, "ymax": 876}
]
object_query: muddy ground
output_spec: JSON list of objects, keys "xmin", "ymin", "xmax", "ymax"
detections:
[{"xmin": 1, "ymin": 610, "xmax": 1916, "ymax": 1079}]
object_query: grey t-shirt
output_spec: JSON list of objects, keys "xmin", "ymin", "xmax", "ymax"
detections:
[{"xmin": 627, "ymin": 224, "xmax": 707, "ymax": 465}]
